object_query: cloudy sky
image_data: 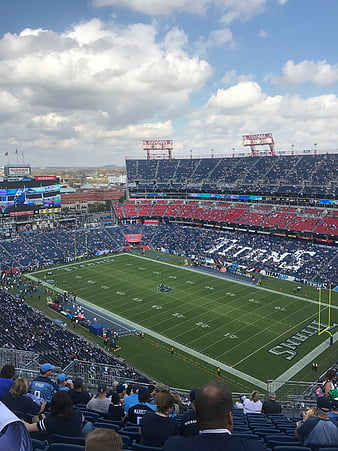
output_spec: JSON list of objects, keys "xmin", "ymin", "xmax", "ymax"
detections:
[{"xmin": 0, "ymin": 0, "xmax": 337, "ymax": 167}]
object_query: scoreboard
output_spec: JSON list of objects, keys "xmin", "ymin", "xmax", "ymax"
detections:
[{"xmin": 0, "ymin": 178, "xmax": 61, "ymax": 217}]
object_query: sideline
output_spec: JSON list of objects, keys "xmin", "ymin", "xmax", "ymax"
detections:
[
  {"xmin": 25, "ymin": 273, "xmax": 267, "ymax": 390},
  {"xmin": 26, "ymin": 253, "xmax": 336, "ymax": 389},
  {"xmin": 272, "ymin": 330, "xmax": 338, "ymax": 390}
]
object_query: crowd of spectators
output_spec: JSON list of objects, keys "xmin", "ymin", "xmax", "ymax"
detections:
[
  {"xmin": 0, "ymin": 289, "xmax": 143, "ymax": 382},
  {"xmin": 126, "ymin": 153, "xmax": 338, "ymax": 197},
  {"xmin": 0, "ymin": 220, "xmax": 336, "ymax": 286}
]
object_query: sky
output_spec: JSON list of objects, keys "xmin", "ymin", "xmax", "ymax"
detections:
[{"xmin": 0, "ymin": 0, "xmax": 338, "ymax": 167}]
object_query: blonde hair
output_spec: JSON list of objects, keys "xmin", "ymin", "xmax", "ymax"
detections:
[
  {"xmin": 250, "ymin": 391, "xmax": 260, "ymax": 402},
  {"xmin": 86, "ymin": 428, "xmax": 122, "ymax": 451},
  {"xmin": 9, "ymin": 377, "xmax": 29, "ymax": 397}
]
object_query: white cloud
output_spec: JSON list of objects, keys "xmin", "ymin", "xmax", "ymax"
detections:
[
  {"xmin": 207, "ymin": 81, "xmax": 264, "ymax": 112},
  {"xmin": 92, "ymin": 0, "xmax": 210, "ymax": 16},
  {"xmin": 258, "ymin": 28, "xmax": 267, "ymax": 38},
  {"xmin": 92, "ymin": 0, "xmax": 267, "ymax": 24},
  {"xmin": 267, "ymin": 60, "xmax": 338, "ymax": 86},
  {"xmin": 196, "ymin": 27, "xmax": 235, "ymax": 55},
  {"xmin": 0, "ymin": 19, "xmax": 212, "ymax": 165},
  {"xmin": 183, "ymin": 81, "xmax": 338, "ymax": 155}
]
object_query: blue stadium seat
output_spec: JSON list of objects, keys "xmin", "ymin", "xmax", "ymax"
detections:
[
  {"xmin": 131, "ymin": 443, "xmax": 162, "ymax": 451},
  {"xmin": 93, "ymin": 421, "xmax": 120, "ymax": 431},
  {"xmin": 50, "ymin": 435, "xmax": 85, "ymax": 446},
  {"xmin": 46, "ymin": 444, "xmax": 85, "ymax": 451},
  {"xmin": 274, "ymin": 447, "xmax": 312, "ymax": 451},
  {"xmin": 119, "ymin": 434, "xmax": 132, "ymax": 449},
  {"xmin": 32, "ymin": 438, "xmax": 48, "ymax": 450}
]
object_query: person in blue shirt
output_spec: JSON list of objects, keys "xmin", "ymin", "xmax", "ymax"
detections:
[
  {"xmin": 0, "ymin": 364, "xmax": 15, "ymax": 400},
  {"xmin": 123, "ymin": 383, "xmax": 140, "ymax": 413},
  {"xmin": 30, "ymin": 363, "xmax": 58, "ymax": 404}
]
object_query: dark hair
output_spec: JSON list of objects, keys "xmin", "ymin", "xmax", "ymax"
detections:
[
  {"xmin": 0, "ymin": 364, "xmax": 15, "ymax": 379},
  {"xmin": 325, "ymin": 369, "xmax": 336, "ymax": 381},
  {"xmin": 155, "ymin": 392, "xmax": 175, "ymax": 414},
  {"xmin": 195, "ymin": 379, "xmax": 233, "ymax": 430},
  {"xmin": 111, "ymin": 392, "xmax": 120, "ymax": 404},
  {"xmin": 86, "ymin": 428, "xmax": 122, "ymax": 451},
  {"xmin": 50, "ymin": 391, "xmax": 73, "ymax": 420}
]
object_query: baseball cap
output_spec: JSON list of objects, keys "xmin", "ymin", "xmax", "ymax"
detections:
[
  {"xmin": 57, "ymin": 373, "xmax": 67, "ymax": 382},
  {"xmin": 98, "ymin": 384, "xmax": 107, "ymax": 393},
  {"xmin": 317, "ymin": 396, "xmax": 332, "ymax": 412},
  {"xmin": 331, "ymin": 398, "xmax": 338, "ymax": 410},
  {"xmin": 40, "ymin": 363, "xmax": 55, "ymax": 373},
  {"xmin": 116, "ymin": 383, "xmax": 126, "ymax": 394}
]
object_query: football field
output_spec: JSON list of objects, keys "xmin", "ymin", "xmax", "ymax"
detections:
[{"xmin": 30, "ymin": 253, "xmax": 337, "ymax": 388}]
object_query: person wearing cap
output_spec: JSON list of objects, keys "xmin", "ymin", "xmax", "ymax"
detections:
[
  {"xmin": 68, "ymin": 378, "xmax": 92, "ymax": 406},
  {"xmin": 179, "ymin": 388, "xmax": 199, "ymax": 437},
  {"xmin": 56, "ymin": 373, "xmax": 70, "ymax": 391},
  {"xmin": 295, "ymin": 396, "xmax": 338, "ymax": 447},
  {"xmin": 126, "ymin": 386, "xmax": 155, "ymax": 425},
  {"xmin": 329, "ymin": 398, "xmax": 338, "ymax": 421},
  {"xmin": 30, "ymin": 363, "xmax": 58, "ymax": 404},
  {"xmin": 86, "ymin": 384, "xmax": 111, "ymax": 414}
]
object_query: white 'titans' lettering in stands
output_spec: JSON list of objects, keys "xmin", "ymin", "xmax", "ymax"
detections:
[{"xmin": 268, "ymin": 320, "xmax": 337, "ymax": 360}]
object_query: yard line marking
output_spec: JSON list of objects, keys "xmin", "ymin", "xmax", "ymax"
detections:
[{"xmin": 25, "ymin": 272, "xmax": 267, "ymax": 390}]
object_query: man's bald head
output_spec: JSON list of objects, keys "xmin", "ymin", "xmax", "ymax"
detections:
[{"xmin": 195, "ymin": 379, "xmax": 233, "ymax": 430}]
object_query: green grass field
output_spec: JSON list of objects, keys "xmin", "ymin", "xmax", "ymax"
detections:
[{"xmin": 26, "ymin": 252, "xmax": 337, "ymax": 392}]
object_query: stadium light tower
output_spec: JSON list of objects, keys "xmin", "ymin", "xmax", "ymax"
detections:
[
  {"xmin": 242, "ymin": 133, "xmax": 276, "ymax": 157},
  {"xmin": 143, "ymin": 140, "xmax": 173, "ymax": 160},
  {"xmin": 314, "ymin": 143, "xmax": 317, "ymax": 155}
]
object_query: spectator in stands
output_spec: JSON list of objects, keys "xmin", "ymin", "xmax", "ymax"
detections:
[
  {"xmin": 323, "ymin": 369, "xmax": 337, "ymax": 397},
  {"xmin": 162, "ymin": 379, "xmax": 267, "ymax": 451},
  {"xmin": 234, "ymin": 395, "xmax": 245, "ymax": 410},
  {"xmin": 108, "ymin": 392, "xmax": 125, "ymax": 422},
  {"xmin": 85, "ymin": 427, "xmax": 122, "ymax": 451},
  {"xmin": 0, "ymin": 364, "xmax": 15, "ymax": 400},
  {"xmin": 262, "ymin": 393, "xmax": 282, "ymax": 414},
  {"xmin": 329, "ymin": 399, "xmax": 338, "ymax": 421},
  {"xmin": 295, "ymin": 396, "xmax": 338, "ymax": 447},
  {"xmin": 30, "ymin": 363, "xmax": 58, "ymax": 405},
  {"xmin": 126, "ymin": 386, "xmax": 154, "ymax": 425},
  {"xmin": 3, "ymin": 377, "xmax": 46, "ymax": 415},
  {"xmin": 123, "ymin": 383, "xmax": 139, "ymax": 413},
  {"xmin": 24, "ymin": 391, "xmax": 88, "ymax": 437},
  {"xmin": 115, "ymin": 383, "xmax": 126, "ymax": 407},
  {"xmin": 179, "ymin": 388, "xmax": 199, "ymax": 437},
  {"xmin": 56, "ymin": 373, "xmax": 71, "ymax": 391},
  {"xmin": 140, "ymin": 391, "xmax": 179, "ymax": 447},
  {"xmin": 243, "ymin": 390, "xmax": 262, "ymax": 414},
  {"xmin": 86, "ymin": 384, "xmax": 111, "ymax": 414},
  {"xmin": 68, "ymin": 377, "xmax": 92, "ymax": 406}
]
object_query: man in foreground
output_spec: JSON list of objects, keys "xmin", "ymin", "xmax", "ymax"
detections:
[{"xmin": 162, "ymin": 379, "xmax": 267, "ymax": 450}]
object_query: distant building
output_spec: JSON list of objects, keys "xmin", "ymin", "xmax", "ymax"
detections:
[{"xmin": 61, "ymin": 186, "xmax": 123, "ymax": 212}]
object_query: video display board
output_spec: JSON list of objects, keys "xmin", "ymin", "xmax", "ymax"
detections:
[{"xmin": 0, "ymin": 179, "xmax": 61, "ymax": 217}]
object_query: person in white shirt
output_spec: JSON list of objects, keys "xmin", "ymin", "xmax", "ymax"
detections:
[{"xmin": 243, "ymin": 391, "xmax": 262, "ymax": 414}]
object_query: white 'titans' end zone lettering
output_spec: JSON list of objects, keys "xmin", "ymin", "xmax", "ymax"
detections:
[{"xmin": 268, "ymin": 320, "xmax": 337, "ymax": 360}]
